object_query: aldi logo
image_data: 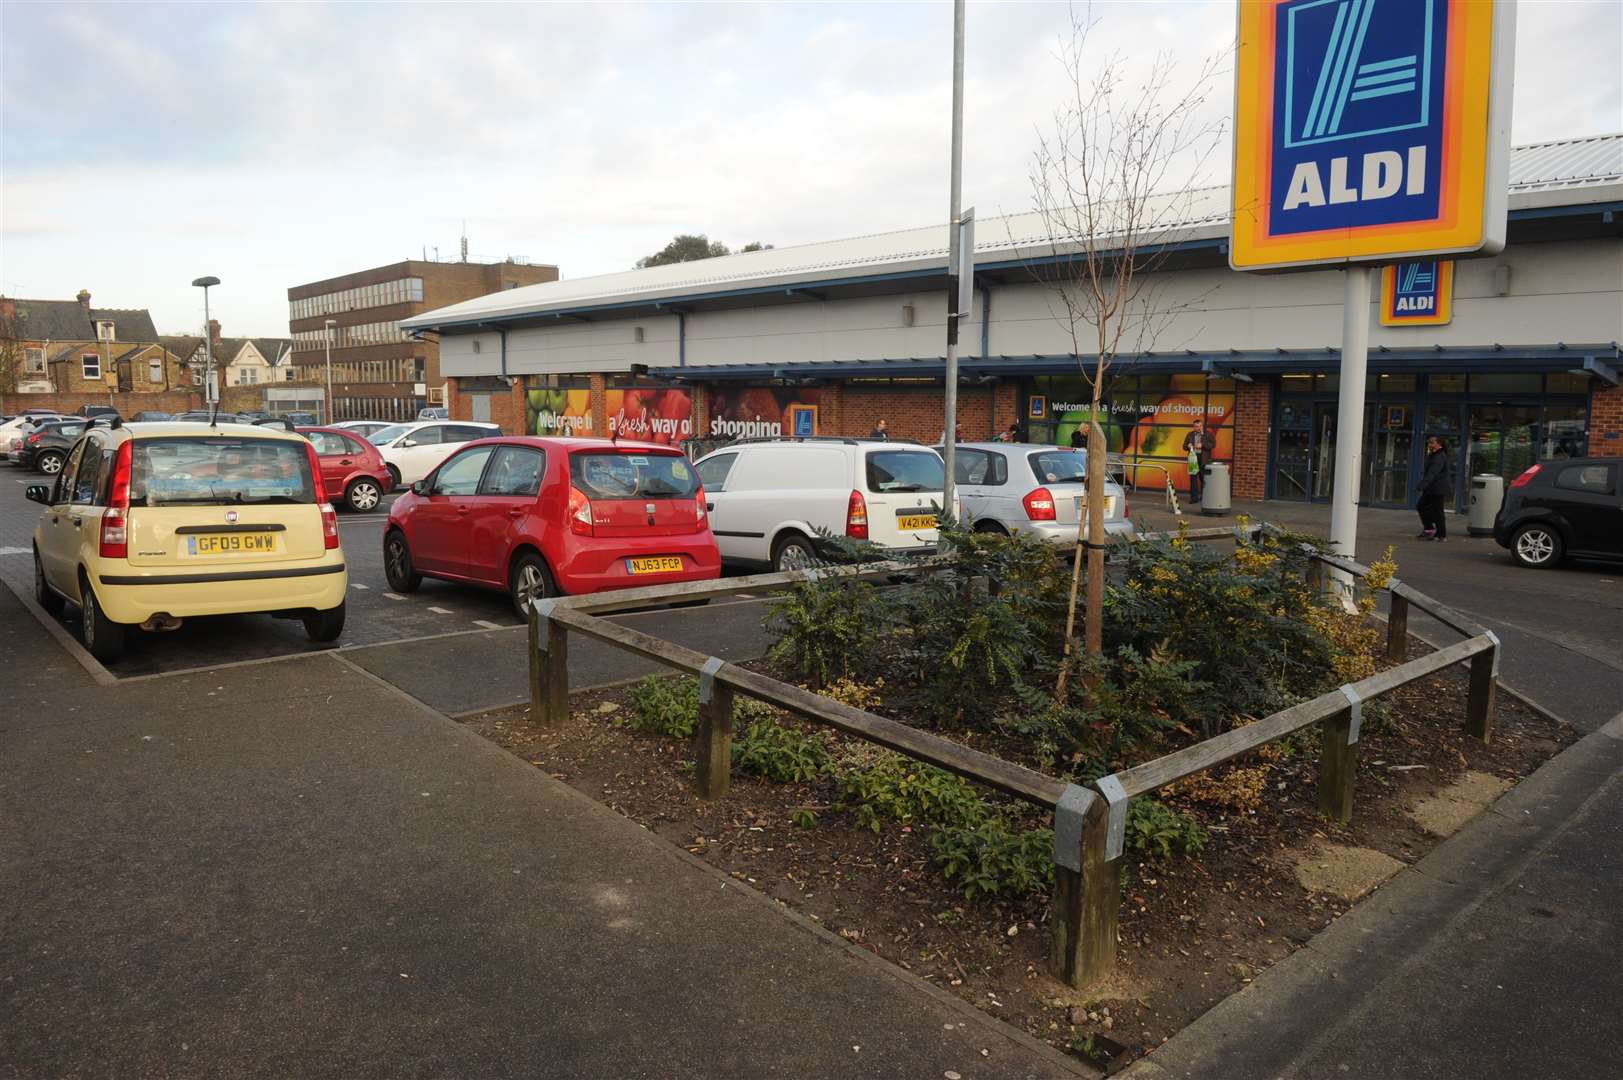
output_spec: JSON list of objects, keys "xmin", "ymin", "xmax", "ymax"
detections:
[
  {"xmin": 1231, "ymin": 0, "xmax": 1513, "ymax": 271},
  {"xmin": 1380, "ymin": 259, "xmax": 1454, "ymax": 325}
]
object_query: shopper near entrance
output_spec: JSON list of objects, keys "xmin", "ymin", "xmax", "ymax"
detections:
[
  {"xmin": 1183, "ymin": 419, "xmax": 1213, "ymax": 503},
  {"xmin": 995, "ymin": 421, "xmax": 1021, "ymax": 443},
  {"xmin": 1417, "ymin": 436, "xmax": 1454, "ymax": 541},
  {"xmin": 1070, "ymin": 425, "xmax": 1088, "ymax": 450},
  {"xmin": 870, "ymin": 419, "xmax": 890, "ymax": 440}
]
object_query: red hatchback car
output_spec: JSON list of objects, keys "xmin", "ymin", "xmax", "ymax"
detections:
[
  {"xmin": 298, "ymin": 427, "xmax": 393, "ymax": 513},
  {"xmin": 383, "ymin": 436, "xmax": 721, "ymax": 616}
]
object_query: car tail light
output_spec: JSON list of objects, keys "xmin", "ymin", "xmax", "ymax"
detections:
[
  {"xmin": 568, "ymin": 485, "xmax": 595, "ymax": 536},
  {"xmin": 1509, "ymin": 464, "xmax": 1541, "ymax": 489},
  {"xmin": 27, "ymin": 432, "xmax": 43, "ymax": 445},
  {"xmin": 695, "ymin": 485, "xmax": 708, "ymax": 526},
  {"xmin": 1023, "ymin": 487, "xmax": 1057, "ymax": 521},
  {"xmin": 99, "ymin": 441, "xmax": 133, "ymax": 558},
  {"xmin": 320, "ymin": 503, "xmax": 340, "ymax": 549},
  {"xmin": 302, "ymin": 440, "xmax": 330, "ymax": 504},
  {"xmin": 1123, "ymin": 494, "xmax": 1131, "ymax": 519},
  {"xmin": 299, "ymin": 440, "xmax": 340, "ymax": 549},
  {"xmin": 845, "ymin": 489, "xmax": 868, "ymax": 539}
]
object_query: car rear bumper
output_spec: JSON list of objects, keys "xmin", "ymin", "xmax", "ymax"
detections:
[
  {"xmin": 92, "ymin": 558, "xmax": 348, "ymax": 622},
  {"xmin": 1023, "ymin": 518, "xmax": 1137, "ymax": 543},
  {"xmin": 554, "ymin": 540, "xmax": 722, "ymax": 595}
]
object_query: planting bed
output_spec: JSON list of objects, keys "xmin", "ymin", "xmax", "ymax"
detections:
[{"xmin": 461, "ymin": 640, "xmax": 1573, "ymax": 1071}]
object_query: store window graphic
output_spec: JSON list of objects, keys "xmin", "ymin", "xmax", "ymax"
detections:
[{"xmin": 1283, "ymin": 0, "xmax": 1438, "ymax": 149}]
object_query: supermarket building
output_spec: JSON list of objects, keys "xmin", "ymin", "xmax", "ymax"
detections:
[{"xmin": 403, "ymin": 134, "xmax": 1622, "ymax": 511}]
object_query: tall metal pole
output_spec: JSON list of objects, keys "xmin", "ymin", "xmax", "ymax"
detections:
[
  {"xmin": 1328, "ymin": 267, "xmax": 1373, "ymax": 603},
  {"xmin": 324, "ymin": 318, "xmax": 336, "ymax": 424},
  {"xmin": 202, "ymin": 287, "xmax": 215, "ymax": 420},
  {"xmin": 941, "ymin": 0, "xmax": 965, "ymax": 512}
]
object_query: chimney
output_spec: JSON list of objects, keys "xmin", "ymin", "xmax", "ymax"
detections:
[
  {"xmin": 1, "ymin": 297, "xmax": 15, "ymax": 321},
  {"xmin": 208, "ymin": 319, "xmax": 221, "ymax": 345},
  {"xmin": 77, "ymin": 289, "xmax": 92, "ymax": 311}
]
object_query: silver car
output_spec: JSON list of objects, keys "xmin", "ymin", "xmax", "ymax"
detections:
[{"xmin": 941, "ymin": 442, "xmax": 1135, "ymax": 542}]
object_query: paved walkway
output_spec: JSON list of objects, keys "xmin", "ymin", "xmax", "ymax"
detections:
[
  {"xmin": 0, "ymin": 582, "xmax": 1086, "ymax": 1079},
  {"xmin": 1125, "ymin": 498, "xmax": 1623, "ymax": 1079}
]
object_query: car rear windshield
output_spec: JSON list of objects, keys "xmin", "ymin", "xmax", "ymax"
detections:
[
  {"xmin": 367, "ymin": 424, "xmax": 413, "ymax": 445},
  {"xmin": 569, "ymin": 451, "xmax": 698, "ymax": 500},
  {"xmin": 130, "ymin": 437, "xmax": 317, "ymax": 506},
  {"xmin": 866, "ymin": 450, "xmax": 945, "ymax": 493},
  {"xmin": 1029, "ymin": 450, "xmax": 1088, "ymax": 484}
]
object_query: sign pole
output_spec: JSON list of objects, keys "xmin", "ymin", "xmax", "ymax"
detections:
[
  {"xmin": 941, "ymin": 0, "xmax": 965, "ymax": 512},
  {"xmin": 1328, "ymin": 266, "xmax": 1373, "ymax": 600}
]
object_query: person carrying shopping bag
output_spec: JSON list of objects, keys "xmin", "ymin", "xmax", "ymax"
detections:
[{"xmin": 1182, "ymin": 419, "xmax": 1212, "ymax": 503}]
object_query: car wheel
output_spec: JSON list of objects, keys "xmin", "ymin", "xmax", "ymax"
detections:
[
  {"xmin": 383, "ymin": 530, "xmax": 422, "ymax": 592},
  {"xmin": 972, "ymin": 519, "xmax": 1007, "ymax": 535},
  {"xmin": 772, "ymin": 533, "xmax": 817, "ymax": 573},
  {"xmin": 34, "ymin": 550, "xmax": 64, "ymax": 615},
  {"xmin": 79, "ymin": 578, "xmax": 126, "ymax": 663},
  {"xmin": 385, "ymin": 464, "xmax": 402, "ymax": 491},
  {"xmin": 36, "ymin": 451, "xmax": 65, "ymax": 475},
  {"xmin": 1512, "ymin": 523, "xmax": 1563, "ymax": 569},
  {"xmin": 303, "ymin": 601, "xmax": 346, "ymax": 643},
  {"xmin": 346, "ymin": 477, "xmax": 383, "ymax": 513},
  {"xmin": 509, "ymin": 552, "xmax": 556, "ymax": 620}
]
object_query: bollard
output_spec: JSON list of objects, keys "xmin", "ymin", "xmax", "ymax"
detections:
[
  {"xmin": 531, "ymin": 600, "xmax": 569, "ymax": 727},
  {"xmin": 1465, "ymin": 637, "xmax": 1497, "ymax": 743},
  {"xmin": 1386, "ymin": 590, "xmax": 1410, "ymax": 662},
  {"xmin": 692, "ymin": 657, "xmax": 734, "ymax": 799},
  {"xmin": 1051, "ymin": 789, "xmax": 1118, "ymax": 988},
  {"xmin": 1317, "ymin": 687, "xmax": 1360, "ymax": 824}
]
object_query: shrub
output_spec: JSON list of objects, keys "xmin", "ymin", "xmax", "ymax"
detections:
[
  {"xmin": 1125, "ymin": 798, "xmax": 1207, "ymax": 858},
  {"xmin": 626, "ymin": 675, "xmax": 698, "ymax": 739},
  {"xmin": 930, "ymin": 818, "xmax": 1055, "ymax": 900},
  {"xmin": 733, "ymin": 719, "xmax": 836, "ymax": 782},
  {"xmin": 817, "ymin": 677, "xmax": 885, "ymax": 711},
  {"xmin": 768, "ymin": 576, "xmax": 884, "ymax": 689},
  {"xmin": 835, "ymin": 749, "xmax": 990, "ymax": 834}
]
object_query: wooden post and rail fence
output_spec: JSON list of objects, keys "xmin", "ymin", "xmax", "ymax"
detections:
[{"xmin": 526, "ymin": 525, "xmax": 1500, "ymax": 989}]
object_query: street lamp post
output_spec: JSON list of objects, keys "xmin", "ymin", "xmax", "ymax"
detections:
[
  {"xmin": 191, "ymin": 276, "xmax": 220, "ymax": 422},
  {"xmin": 324, "ymin": 318, "xmax": 337, "ymax": 424}
]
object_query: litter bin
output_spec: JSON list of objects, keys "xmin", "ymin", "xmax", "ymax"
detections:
[
  {"xmin": 1468, "ymin": 474, "xmax": 1503, "ymax": 536},
  {"xmin": 1199, "ymin": 462, "xmax": 1231, "ymax": 516}
]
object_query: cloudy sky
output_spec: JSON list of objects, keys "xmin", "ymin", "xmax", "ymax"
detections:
[{"xmin": 3, "ymin": 1, "xmax": 1619, "ymax": 336}]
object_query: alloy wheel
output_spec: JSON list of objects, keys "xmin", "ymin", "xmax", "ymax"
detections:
[
  {"xmin": 39, "ymin": 454, "xmax": 63, "ymax": 475},
  {"xmin": 777, "ymin": 543, "xmax": 814, "ymax": 573},
  {"xmin": 386, "ymin": 537, "xmax": 409, "ymax": 581},
  {"xmin": 1516, "ymin": 528, "xmax": 1554, "ymax": 565},
  {"xmin": 516, "ymin": 563, "xmax": 547, "ymax": 608},
  {"xmin": 82, "ymin": 590, "xmax": 96, "ymax": 650}
]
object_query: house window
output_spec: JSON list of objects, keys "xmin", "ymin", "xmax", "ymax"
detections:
[
  {"xmin": 82, "ymin": 353, "xmax": 101, "ymax": 380},
  {"xmin": 192, "ymin": 367, "xmax": 203, "ymax": 385},
  {"xmin": 242, "ymin": 367, "xmax": 258, "ymax": 385},
  {"xmin": 148, "ymin": 356, "xmax": 163, "ymax": 383},
  {"xmin": 24, "ymin": 347, "xmax": 45, "ymax": 374},
  {"xmin": 97, "ymin": 321, "xmax": 116, "ymax": 342}
]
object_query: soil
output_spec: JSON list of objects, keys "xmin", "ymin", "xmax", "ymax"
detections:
[{"xmin": 460, "ymin": 642, "xmax": 1574, "ymax": 1072}]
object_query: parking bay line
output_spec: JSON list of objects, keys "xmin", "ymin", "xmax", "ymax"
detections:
[
  {"xmin": 428, "ymin": 606, "xmax": 454, "ymax": 615},
  {"xmin": 382, "ymin": 592, "xmax": 407, "ymax": 601}
]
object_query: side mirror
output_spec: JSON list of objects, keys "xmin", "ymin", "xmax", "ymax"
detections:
[
  {"xmin": 410, "ymin": 480, "xmax": 430, "ymax": 496},
  {"xmin": 25, "ymin": 484, "xmax": 51, "ymax": 505},
  {"xmin": 399, "ymin": 437, "xmax": 418, "ymax": 448}
]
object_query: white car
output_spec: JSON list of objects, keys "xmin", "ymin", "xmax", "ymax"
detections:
[
  {"xmin": 367, "ymin": 420, "xmax": 501, "ymax": 488},
  {"xmin": 331, "ymin": 420, "xmax": 393, "ymax": 440},
  {"xmin": 694, "ymin": 437, "xmax": 955, "ymax": 571},
  {"xmin": 943, "ymin": 442, "xmax": 1134, "ymax": 542}
]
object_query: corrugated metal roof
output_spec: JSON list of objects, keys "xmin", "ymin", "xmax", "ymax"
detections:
[{"xmin": 405, "ymin": 134, "xmax": 1623, "ymax": 331}]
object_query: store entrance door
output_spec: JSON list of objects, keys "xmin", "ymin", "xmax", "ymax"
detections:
[{"xmin": 1311, "ymin": 402, "xmax": 1339, "ymax": 500}]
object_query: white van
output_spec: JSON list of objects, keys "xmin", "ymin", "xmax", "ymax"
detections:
[{"xmin": 693, "ymin": 438, "xmax": 954, "ymax": 570}]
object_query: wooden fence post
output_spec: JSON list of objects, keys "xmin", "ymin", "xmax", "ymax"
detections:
[
  {"xmin": 532, "ymin": 601, "xmax": 569, "ymax": 727},
  {"xmin": 1317, "ymin": 688, "xmax": 1359, "ymax": 824},
  {"xmin": 1465, "ymin": 635, "xmax": 1497, "ymax": 743},
  {"xmin": 1386, "ymin": 590, "xmax": 1409, "ymax": 663},
  {"xmin": 1051, "ymin": 788, "xmax": 1118, "ymax": 988},
  {"xmin": 693, "ymin": 658, "xmax": 734, "ymax": 799}
]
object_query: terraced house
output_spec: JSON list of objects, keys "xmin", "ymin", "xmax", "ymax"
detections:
[
  {"xmin": 0, "ymin": 290, "xmax": 187, "ymax": 400},
  {"xmin": 160, "ymin": 322, "xmax": 293, "ymax": 388}
]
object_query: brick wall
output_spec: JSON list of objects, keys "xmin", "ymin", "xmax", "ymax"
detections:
[
  {"xmin": 1231, "ymin": 379, "xmax": 1273, "ymax": 500},
  {"xmin": 2, "ymin": 389, "xmax": 198, "ymax": 415},
  {"xmin": 835, "ymin": 384, "xmax": 1000, "ymax": 442},
  {"xmin": 1590, "ymin": 383, "xmax": 1623, "ymax": 458}
]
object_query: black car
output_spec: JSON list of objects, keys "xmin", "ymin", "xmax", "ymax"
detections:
[
  {"xmin": 75, "ymin": 404, "xmax": 121, "ymax": 422},
  {"xmin": 1494, "ymin": 458, "xmax": 1623, "ymax": 568},
  {"xmin": 14, "ymin": 419, "xmax": 91, "ymax": 474},
  {"xmin": 129, "ymin": 410, "xmax": 174, "ymax": 422}
]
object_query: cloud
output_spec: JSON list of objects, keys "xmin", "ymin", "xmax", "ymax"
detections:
[{"xmin": 2, "ymin": 0, "xmax": 1618, "ymax": 335}]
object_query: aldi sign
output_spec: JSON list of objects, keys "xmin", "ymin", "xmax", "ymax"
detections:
[
  {"xmin": 1231, "ymin": 0, "xmax": 1514, "ymax": 271},
  {"xmin": 1380, "ymin": 259, "xmax": 1454, "ymax": 325}
]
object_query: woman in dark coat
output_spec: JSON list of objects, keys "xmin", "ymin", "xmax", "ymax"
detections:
[{"xmin": 1416, "ymin": 436, "xmax": 1453, "ymax": 541}]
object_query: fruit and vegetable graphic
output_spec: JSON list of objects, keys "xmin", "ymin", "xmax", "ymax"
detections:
[
  {"xmin": 1048, "ymin": 376, "xmax": 1233, "ymax": 493},
  {"xmin": 607, "ymin": 388, "xmax": 693, "ymax": 445},
  {"xmin": 526, "ymin": 385, "xmax": 593, "ymax": 436}
]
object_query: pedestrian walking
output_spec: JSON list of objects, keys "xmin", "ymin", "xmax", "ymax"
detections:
[
  {"xmin": 1416, "ymin": 436, "xmax": 1454, "ymax": 541},
  {"xmin": 1182, "ymin": 419, "xmax": 1213, "ymax": 503},
  {"xmin": 870, "ymin": 419, "xmax": 890, "ymax": 440}
]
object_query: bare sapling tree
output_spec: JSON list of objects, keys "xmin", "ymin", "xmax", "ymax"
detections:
[{"xmin": 1024, "ymin": 7, "xmax": 1228, "ymax": 701}]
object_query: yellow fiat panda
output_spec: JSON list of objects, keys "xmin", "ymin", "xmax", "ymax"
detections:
[{"xmin": 27, "ymin": 420, "xmax": 348, "ymax": 662}]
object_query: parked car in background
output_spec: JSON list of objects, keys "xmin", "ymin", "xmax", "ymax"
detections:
[
  {"xmin": 941, "ymin": 442, "xmax": 1134, "ymax": 543},
  {"xmin": 298, "ymin": 426, "xmax": 392, "ymax": 512},
  {"xmin": 1494, "ymin": 458, "xmax": 1623, "ymax": 568},
  {"xmin": 174, "ymin": 411, "xmax": 241, "ymax": 423},
  {"xmin": 367, "ymin": 420, "xmax": 501, "ymax": 489},
  {"xmin": 693, "ymin": 437, "xmax": 953, "ymax": 571},
  {"xmin": 130, "ymin": 411, "xmax": 174, "ymax": 422},
  {"xmin": 25, "ymin": 421, "xmax": 347, "ymax": 661},
  {"xmin": 12, "ymin": 419, "xmax": 91, "ymax": 474},
  {"xmin": 75, "ymin": 405, "xmax": 121, "ymax": 422},
  {"xmin": 235, "ymin": 410, "xmax": 272, "ymax": 422},
  {"xmin": 253, "ymin": 417, "xmax": 297, "ymax": 432},
  {"xmin": 332, "ymin": 420, "xmax": 392, "ymax": 440},
  {"xmin": 2, "ymin": 414, "xmax": 69, "ymax": 462},
  {"xmin": 416, "ymin": 406, "xmax": 448, "ymax": 421},
  {"xmin": 384, "ymin": 436, "xmax": 719, "ymax": 617},
  {"xmin": 283, "ymin": 411, "xmax": 320, "ymax": 426}
]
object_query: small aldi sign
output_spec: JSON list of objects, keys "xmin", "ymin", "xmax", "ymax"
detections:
[
  {"xmin": 1380, "ymin": 259, "xmax": 1454, "ymax": 325},
  {"xmin": 1231, "ymin": 0, "xmax": 1514, "ymax": 271}
]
